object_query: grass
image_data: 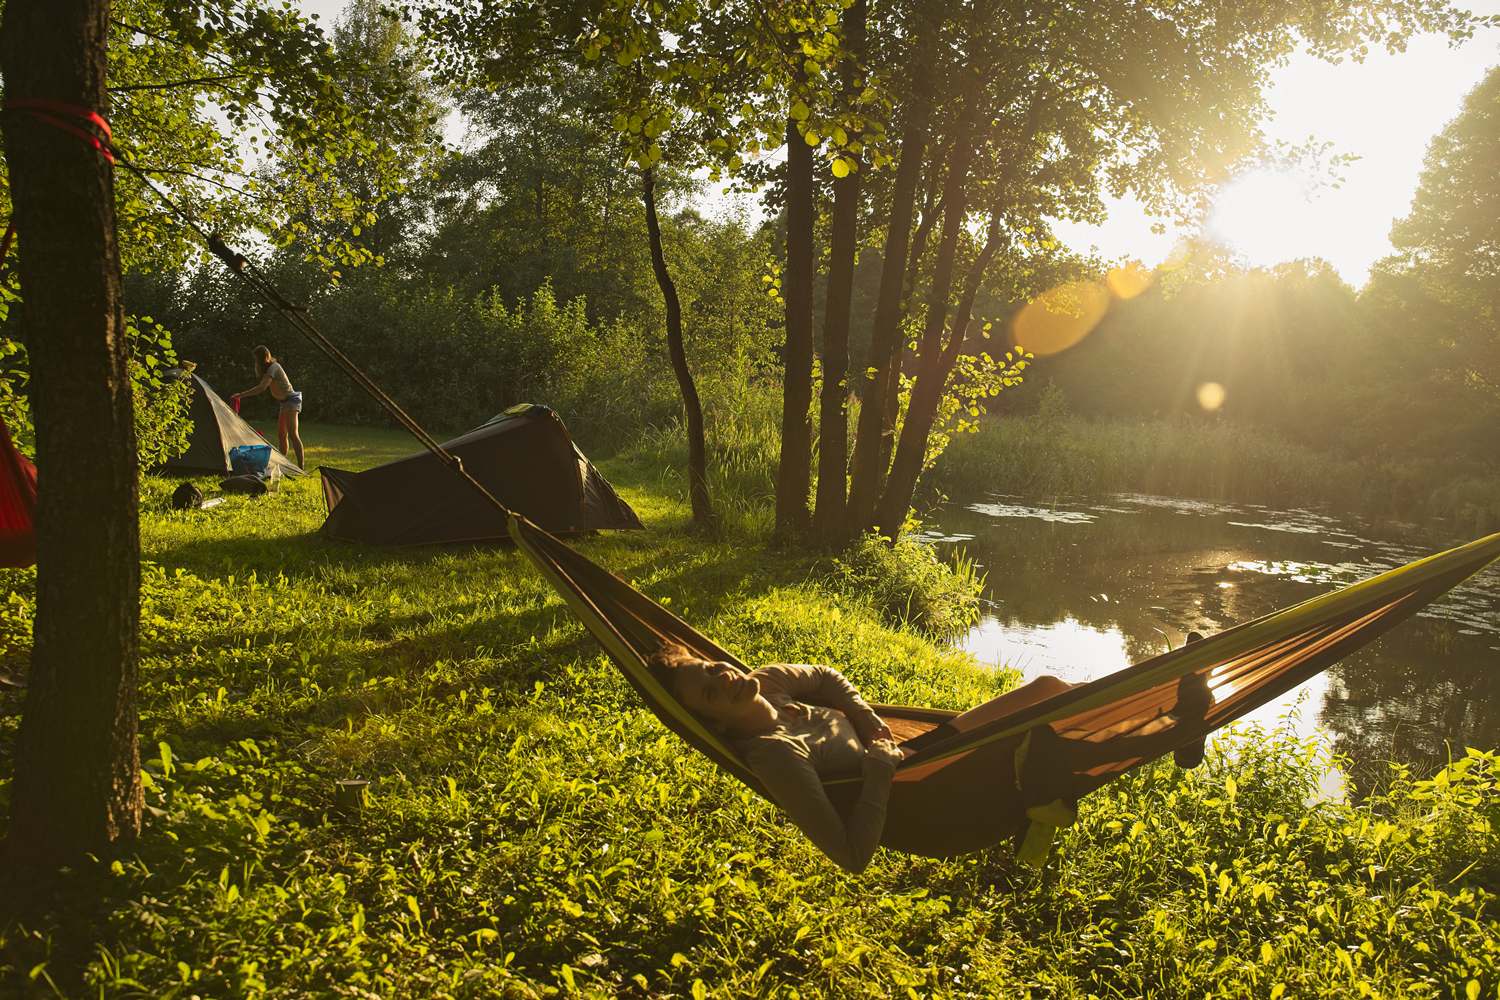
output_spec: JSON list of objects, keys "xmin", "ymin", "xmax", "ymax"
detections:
[
  {"xmin": 0, "ymin": 423, "xmax": 1496, "ymax": 998},
  {"xmin": 933, "ymin": 412, "xmax": 1500, "ymax": 536}
]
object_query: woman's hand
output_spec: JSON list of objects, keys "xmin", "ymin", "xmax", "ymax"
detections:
[
  {"xmin": 865, "ymin": 737, "xmax": 904, "ymax": 767},
  {"xmin": 869, "ymin": 723, "xmax": 894, "ymax": 743}
]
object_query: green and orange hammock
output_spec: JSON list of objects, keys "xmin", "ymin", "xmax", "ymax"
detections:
[
  {"xmin": 191, "ymin": 228, "xmax": 1500, "ymax": 866},
  {"xmin": 508, "ymin": 512, "xmax": 1500, "ymax": 864}
]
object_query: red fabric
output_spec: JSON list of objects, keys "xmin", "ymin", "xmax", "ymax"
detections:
[
  {"xmin": 4, "ymin": 97, "xmax": 114, "ymax": 164},
  {"xmin": 0, "ymin": 414, "xmax": 37, "ymax": 568}
]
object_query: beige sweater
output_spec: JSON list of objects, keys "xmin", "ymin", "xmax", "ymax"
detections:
[{"xmin": 734, "ymin": 664, "xmax": 903, "ymax": 873}]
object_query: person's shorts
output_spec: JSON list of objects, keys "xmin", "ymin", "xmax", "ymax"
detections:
[{"xmin": 279, "ymin": 391, "xmax": 303, "ymax": 414}]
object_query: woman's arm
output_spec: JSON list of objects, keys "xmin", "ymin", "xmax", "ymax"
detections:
[
  {"xmin": 748, "ymin": 738, "xmax": 903, "ymax": 873},
  {"xmin": 235, "ymin": 373, "xmax": 273, "ymax": 398},
  {"xmin": 755, "ymin": 663, "xmax": 888, "ymax": 743}
]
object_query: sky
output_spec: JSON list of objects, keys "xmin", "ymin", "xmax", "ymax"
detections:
[
  {"xmin": 296, "ymin": 0, "xmax": 1500, "ymax": 289},
  {"xmin": 1053, "ymin": 6, "xmax": 1500, "ymax": 287}
]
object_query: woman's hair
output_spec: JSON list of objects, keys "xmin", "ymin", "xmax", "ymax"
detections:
[
  {"xmin": 647, "ymin": 640, "xmax": 701, "ymax": 692},
  {"xmin": 252, "ymin": 345, "xmax": 274, "ymax": 377}
]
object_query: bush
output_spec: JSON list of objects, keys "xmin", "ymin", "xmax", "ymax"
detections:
[
  {"xmin": 0, "ymin": 312, "xmax": 192, "ymax": 469},
  {"xmin": 828, "ymin": 530, "xmax": 984, "ymax": 637}
]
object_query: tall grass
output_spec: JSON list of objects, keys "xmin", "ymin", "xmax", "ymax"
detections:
[
  {"xmin": 934, "ymin": 411, "xmax": 1500, "ymax": 533},
  {"xmin": 615, "ymin": 379, "xmax": 785, "ymax": 535}
]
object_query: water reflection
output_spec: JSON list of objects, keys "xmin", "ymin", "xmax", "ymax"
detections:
[{"xmin": 926, "ymin": 493, "xmax": 1500, "ymax": 792}]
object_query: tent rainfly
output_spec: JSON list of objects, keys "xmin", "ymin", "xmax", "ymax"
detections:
[
  {"xmin": 163, "ymin": 368, "xmax": 304, "ymax": 477},
  {"xmin": 318, "ymin": 404, "xmax": 642, "ymax": 546}
]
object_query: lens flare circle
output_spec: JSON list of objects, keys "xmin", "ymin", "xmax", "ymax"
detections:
[{"xmin": 1011, "ymin": 280, "xmax": 1112, "ymax": 357}]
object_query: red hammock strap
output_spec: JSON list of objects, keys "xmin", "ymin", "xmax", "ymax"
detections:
[{"xmin": 4, "ymin": 97, "xmax": 115, "ymax": 164}]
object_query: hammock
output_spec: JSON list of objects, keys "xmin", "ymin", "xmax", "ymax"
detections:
[
  {"xmin": 509, "ymin": 512, "xmax": 1500, "ymax": 862},
  {"xmin": 0, "ymin": 413, "xmax": 37, "ymax": 568}
]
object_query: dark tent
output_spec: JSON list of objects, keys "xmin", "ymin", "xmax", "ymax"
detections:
[
  {"xmin": 162, "ymin": 368, "xmax": 304, "ymax": 477},
  {"xmin": 318, "ymin": 404, "xmax": 642, "ymax": 546}
]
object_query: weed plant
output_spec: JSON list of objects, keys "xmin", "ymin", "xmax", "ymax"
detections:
[
  {"xmin": 0, "ymin": 424, "xmax": 1495, "ymax": 998},
  {"xmin": 828, "ymin": 533, "xmax": 985, "ymax": 639}
]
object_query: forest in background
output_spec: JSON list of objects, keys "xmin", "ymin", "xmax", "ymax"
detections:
[{"xmin": 1, "ymin": 0, "xmax": 1494, "ymax": 537}]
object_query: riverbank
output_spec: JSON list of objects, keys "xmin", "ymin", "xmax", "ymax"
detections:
[
  {"xmin": 933, "ymin": 413, "xmax": 1500, "ymax": 536},
  {"xmin": 1, "ymin": 424, "xmax": 1496, "ymax": 997}
]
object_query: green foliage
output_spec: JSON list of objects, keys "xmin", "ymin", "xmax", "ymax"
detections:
[
  {"xmin": 1370, "ymin": 64, "xmax": 1500, "ymax": 405},
  {"xmin": 828, "ymin": 532, "xmax": 984, "ymax": 638},
  {"xmin": 127, "ymin": 317, "xmax": 194, "ymax": 470},
  {"xmin": 0, "ymin": 427, "xmax": 1496, "ymax": 997},
  {"xmin": 618, "ymin": 379, "xmax": 784, "ymax": 534},
  {"xmin": 933, "ymin": 409, "xmax": 1500, "ymax": 532},
  {"xmin": 164, "ymin": 270, "xmax": 680, "ymax": 449},
  {"xmin": 0, "ymin": 312, "xmax": 192, "ymax": 468}
]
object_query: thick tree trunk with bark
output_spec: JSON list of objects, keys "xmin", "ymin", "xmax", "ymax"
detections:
[
  {"xmin": 845, "ymin": 81, "xmax": 930, "ymax": 530},
  {"xmin": 876, "ymin": 177, "xmax": 946, "ymax": 480},
  {"xmin": 774, "ymin": 111, "xmax": 815, "ymax": 538},
  {"xmin": 643, "ymin": 169, "xmax": 712, "ymax": 525},
  {"xmin": 2, "ymin": 0, "xmax": 143, "ymax": 871},
  {"xmin": 811, "ymin": 0, "xmax": 867, "ymax": 545},
  {"xmin": 874, "ymin": 129, "xmax": 979, "ymax": 537}
]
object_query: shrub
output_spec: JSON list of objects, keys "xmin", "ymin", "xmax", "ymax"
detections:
[
  {"xmin": 828, "ymin": 530, "xmax": 985, "ymax": 637},
  {"xmin": 0, "ymin": 312, "xmax": 192, "ymax": 469}
]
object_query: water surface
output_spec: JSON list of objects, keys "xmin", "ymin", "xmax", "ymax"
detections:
[{"xmin": 924, "ymin": 493, "xmax": 1500, "ymax": 790}]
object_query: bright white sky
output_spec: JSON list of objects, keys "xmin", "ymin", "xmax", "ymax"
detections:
[
  {"xmin": 298, "ymin": 0, "xmax": 1500, "ymax": 289},
  {"xmin": 1054, "ymin": 5, "xmax": 1500, "ymax": 287}
]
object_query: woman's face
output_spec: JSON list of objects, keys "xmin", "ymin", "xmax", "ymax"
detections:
[{"xmin": 674, "ymin": 659, "xmax": 777, "ymax": 736}]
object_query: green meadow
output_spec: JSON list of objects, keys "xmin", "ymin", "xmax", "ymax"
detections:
[{"xmin": 1, "ymin": 425, "xmax": 1495, "ymax": 998}]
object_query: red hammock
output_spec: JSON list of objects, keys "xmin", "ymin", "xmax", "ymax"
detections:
[{"xmin": 0, "ymin": 413, "xmax": 37, "ymax": 568}]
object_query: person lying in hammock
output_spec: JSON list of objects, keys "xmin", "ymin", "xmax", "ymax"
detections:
[
  {"xmin": 649, "ymin": 640, "xmax": 1217, "ymax": 872},
  {"xmin": 649, "ymin": 641, "xmax": 1088, "ymax": 872}
]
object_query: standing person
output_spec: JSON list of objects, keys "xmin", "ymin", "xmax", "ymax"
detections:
[{"xmin": 233, "ymin": 345, "xmax": 304, "ymax": 467}]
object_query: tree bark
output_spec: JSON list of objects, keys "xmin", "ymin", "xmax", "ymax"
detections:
[
  {"xmin": 2, "ymin": 0, "xmax": 143, "ymax": 871},
  {"xmin": 643, "ymin": 168, "xmax": 712, "ymax": 525},
  {"xmin": 774, "ymin": 110, "xmax": 815, "ymax": 538},
  {"xmin": 877, "ymin": 175, "xmax": 946, "ymax": 480},
  {"xmin": 874, "ymin": 127, "xmax": 979, "ymax": 537},
  {"xmin": 845, "ymin": 79, "xmax": 931, "ymax": 530},
  {"xmin": 811, "ymin": 0, "xmax": 866, "ymax": 545}
]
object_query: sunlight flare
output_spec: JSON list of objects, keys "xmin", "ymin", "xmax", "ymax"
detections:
[{"xmin": 1206, "ymin": 169, "xmax": 1320, "ymax": 267}]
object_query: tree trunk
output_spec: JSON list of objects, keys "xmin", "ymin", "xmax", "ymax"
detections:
[
  {"xmin": 874, "ymin": 129, "xmax": 979, "ymax": 537},
  {"xmin": 774, "ymin": 110, "xmax": 815, "ymax": 538},
  {"xmin": 2, "ymin": 0, "xmax": 143, "ymax": 871},
  {"xmin": 845, "ymin": 81, "xmax": 931, "ymax": 530},
  {"xmin": 877, "ymin": 176, "xmax": 946, "ymax": 481},
  {"xmin": 811, "ymin": 0, "xmax": 867, "ymax": 545},
  {"xmin": 643, "ymin": 168, "xmax": 712, "ymax": 525}
]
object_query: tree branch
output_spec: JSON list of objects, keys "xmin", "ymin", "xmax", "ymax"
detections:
[{"xmin": 110, "ymin": 74, "xmax": 249, "ymax": 93}]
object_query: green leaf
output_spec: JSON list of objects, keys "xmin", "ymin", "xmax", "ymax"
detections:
[{"xmin": 790, "ymin": 99, "xmax": 810, "ymax": 121}]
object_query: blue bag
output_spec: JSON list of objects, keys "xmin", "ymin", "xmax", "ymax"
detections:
[{"xmin": 228, "ymin": 444, "xmax": 272, "ymax": 476}]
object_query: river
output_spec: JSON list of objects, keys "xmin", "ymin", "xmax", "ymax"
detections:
[{"xmin": 922, "ymin": 493, "xmax": 1500, "ymax": 792}]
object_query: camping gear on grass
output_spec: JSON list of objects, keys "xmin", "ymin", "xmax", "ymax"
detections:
[
  {"xmin": 0, "ymin": 413, "xmax": 36, "ymax": 568},
  {"xmin": 163, "ymin": 367, "xmax": 302, "ymax": 478},
  {"xmin": 170, "ymin": 482, "xmax": 204, "ymax": 511},
  {"xmin": 229, "ymin": 443, "xmax": 272, "ymax": 476},
  {"xmin": 318, "ymin": 404, "xmax": 641, "ymax": 546},
  {"xmin": 220, "ymin": 473, "xmax": 269, "ymax": 496}
]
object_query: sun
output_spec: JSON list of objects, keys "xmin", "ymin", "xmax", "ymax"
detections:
[{"xmin": 1205, "ymin": 168, "xmax": 1320, "ymax": 267}]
